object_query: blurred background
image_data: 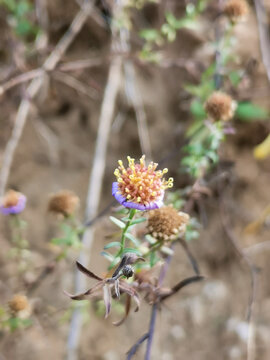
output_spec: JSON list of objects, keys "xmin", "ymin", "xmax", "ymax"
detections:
[{"xmin": 0, "ymin": 0, "xmax": 270, "ymax": 359}]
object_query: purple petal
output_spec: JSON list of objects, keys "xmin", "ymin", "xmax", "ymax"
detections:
[
  {"xmin": 0, "ymin": 194, "xmax": 26, "ymax": 215},
  {"xmin": 112, "ymin": 182, "xmax": 119, "ymax": 196},
  {"xmin": 122, "ymin": 201, "xmax": 146, "ymax": 211}
]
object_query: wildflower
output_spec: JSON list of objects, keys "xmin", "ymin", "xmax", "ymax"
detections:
[
  {"xmin": 0, "ymin": 190, "xmax": 26, "ymax": 215},
  {"xmin": 147, "ymin": 206, "xmax": 190, "ymax": 241},
  {"xmin": 48, "ymin": 190, "xmax": 79, "ymax": 217},
  {"xmin": 65, "ymin": 253, "xmax": 144, "ymax": 325},
  {"xmin": 112, "ymin": 155, "xmax": 173, "ymax": 211},
  {"xmin": 205, "ymin": 91, "xmax": 237, "ymax": 122},
  {"xmin": 224, "ymin": 0, "xmax": 249, "ymax": 22},
  {"xmin": 8, "ymin": 294, "xmax": 31, "ymax": 319}
]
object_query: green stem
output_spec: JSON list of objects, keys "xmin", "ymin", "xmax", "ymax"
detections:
[{"xmin": 119, "ymin": 208, "xmax": 136, "ymax": 256}]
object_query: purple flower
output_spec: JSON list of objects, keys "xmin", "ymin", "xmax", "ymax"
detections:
[
  {"xmin": 0, "ymin": 190, "xmax": 27, "ymax": 215},
  {"xmin": 112, "ymin": 155, "xmax": 173, "ymax": 211}
]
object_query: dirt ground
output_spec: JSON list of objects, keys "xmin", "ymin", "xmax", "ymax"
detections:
[{"xmin": 0, "ymin": 1, "xmax": 270, "ymax": 359}]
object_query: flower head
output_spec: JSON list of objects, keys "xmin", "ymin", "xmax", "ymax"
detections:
[
  {"xmin": 224, "ymin": 0, "xmax": 249, "ymax": 22},
  {"xmin": 205, "ymin": 91, "xmax": 237, "ymax": 122},
  {"xmin": 48, "ymin": 190, "xmax": 79, "ymax": 217},
  {"xmin": 112, "ymin": 155, "xmax": 173, "ymax": 211},
  {"xmin": 8, "ymin": 294, "xmax": 31, "ymax": 318},
  {"xmin": 0, "ymin": 190, "xmax": 26, "ymax": 215},
  {"xmin": 147, "ymin": 206, "xmax": 190, "ymax": 241}
]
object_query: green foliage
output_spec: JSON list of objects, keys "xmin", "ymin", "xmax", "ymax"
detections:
[
  {"xmin": 236, "ymin": 102, "xmax": 269, "ymax": 121},
  {"xmin": 139, "ymin": 1, "xmax": 208, "ymax": 62},
  {"xmin": 110, "ymin": 216, "xmax": 125, "ymax": 229},
  {"xmin": 3, "ymin": 316, "xmax": 32, "ymax": 332},
  {"xmin": 1, "ymin": 0, "xmax": 38, "ymax": 39},
  {"xmin": 51, "ymin": 223, "xmax": 82, "ymax": 252}
]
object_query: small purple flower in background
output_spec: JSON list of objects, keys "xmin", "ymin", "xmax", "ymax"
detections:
[
  {"xmin": 0, "ymin": 190, "xmax": 27, "ymax": 215},
  {"xmin": 112, "ymin": 155, "xmax": 173, "ymax": 211}
]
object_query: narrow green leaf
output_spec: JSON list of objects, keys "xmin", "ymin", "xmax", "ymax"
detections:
[
  {"xmin": 122, "ymin": 248, "xmax": 142, "ymax": 256},
  {"xmin": 190, "ymin": 100, "xmax": 206, "ymax": 119},
  {"xmin": 100, "ymin": 251, "xmax": 114, "ymax": 262},
  {"xmin": 236, "ymin": 102, "xmax": 269, "ymax": 121},
  {"xmin": 104, "ymin": 242, "xmax": 121, "ymax": 250},
  {"xmin": 110, "ymin": 216, "xmax": 125, "ymax": 229},
  {"xmin": 125, "ymin": 233, "xmax": 140, "ymax": 246},
  {"xmin": 130, "ymin": 217, "xmax": 147, "ymax": 225}
]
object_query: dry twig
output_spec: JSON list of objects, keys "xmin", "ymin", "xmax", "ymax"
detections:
[
  {"xmin": 0, "ymin": 0, "xmax": 95, "ymax": 196},
  {"xmin": 254, "ymin": 0, "xmax": 270, "ymax": 83}
]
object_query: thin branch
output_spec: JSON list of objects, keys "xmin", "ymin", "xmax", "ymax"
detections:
[
  {"xmin": 0, "ymin": 1, "xmax": 95, "ymax": 196},
  {"xmin": 144, "ymin": 303, "xmax": 158, "ymax": 360},
  {"xmin": 52, "ymin": 71, "xmax": 99, "ymax": 99},
  {"xmin": 124, "ymin": 61, "xmax": 152, "ymax": 159},
  {"xmin": 0, "ymin": 69, "xmax": 44, "ymax": 96},
  {"xmin": 254, "ymin": 0, "xmax": 270, "ymax": 83},
  {"xmin": 126, "ymin": 333, "xmax": 149, "ymax": 360},
  {"xmin": 179, "ymin": 238, "xmax": 200, "ymax": 275},
  {"xmin": 58, "ymin": 58, "xmax": 104, "ymax": 72},
  {"xmin": 66, "ymin": 1, "xmax": 124, "ymax": 354}
]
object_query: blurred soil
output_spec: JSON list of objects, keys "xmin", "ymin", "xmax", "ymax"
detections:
[{"xmin": 0, "ymin": 2, "xmax": 270, "ymax": 360}]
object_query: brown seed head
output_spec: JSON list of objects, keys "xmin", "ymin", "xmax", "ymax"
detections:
[
  {"xmin": 8, "ymin": 295, "xmax": 29, "ymax": 314},
  {"xmin": 224, "ymin": 0, "xmax": 249, "ymax": 22},
  {"xmin": 3, "ymin": 190, "xmax": 21, "ymax": 207},
  {"xmin": 205, "ymin": 91, "xmax": 236, "ymax": 121},
  {"xmin": 147, "ymin": 206, "xmax": 190, "ymax": 241},
  {"xmin": 48, "ymin": 190, "xmax": 79, "ymax": 217}
]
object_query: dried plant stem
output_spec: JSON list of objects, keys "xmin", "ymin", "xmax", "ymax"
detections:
[
  {"xmin": 124, "ymin": 61, "xmax": 152, "ymax": 158},
  {"xmin": 0, "ymin": 1, "xmax": 94, "ymax": 196},
  {"xmin": 144, "ymin": 303, "xmax": 158, "ymax": 360},
  {"xmin": 52, "ymin": 71, "xmax": 99, "ymax": 99},
  {"xmin": 254, "ymin": 0, "xmax": 270, "ymax": 83},
  {"xmin": 66, "ymin": 56, "xmax": 122, "ymax": 360}
]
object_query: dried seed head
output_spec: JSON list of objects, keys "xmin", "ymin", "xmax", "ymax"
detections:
[
  {"xmin": 48, "ymin": 190, "xmax": 79, "ymax": 217},
  {"xmin": 0, "ymin": 190, "xmax": 26, "ymax": 215},
  {"xmin": 122, "ymin": 264, "xmax": 134, "ymax": 278},
  {"xmin": 8, "ymin": 295, "xmax": 30, "ymax": 315},
  {"xmin": 205, "ymin": 91, "xmax": 237, "ymax": 122},
  {"xmin": 147, "ymin": 206, "xmax": 190, "ymax": 241},
  {"xmin": 224, "ymin": 0, "xmax": 249, "ymax": 22}
]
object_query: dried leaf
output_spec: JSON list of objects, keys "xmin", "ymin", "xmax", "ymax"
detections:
[
  {"xmin": 161, "ymin": 275, "xmax": 204, "ymax": 301},
  {"xmin": 114, "ymin": 279, "xmax": 120, "ymax": 299},
  {"xmin": 64, "ymin": 282, "xmax": 104, "ymax": 300},
  {"xmin": 119, "ymin": 281, "xmax": 140, "ymax": 312},
  {"xmin": 103, "ymin": 284, "xmax": 112, "ymax": 318},
  {"xmin": 113, "ymin": 294, "xmax": 131, "ymax": 326},
  {"xmin": 76, "ymin": 262, "xmax": 102, "ymax": 281}
]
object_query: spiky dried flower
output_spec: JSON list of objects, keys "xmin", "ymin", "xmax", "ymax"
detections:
[
  {"xmin": 205, "ymin": 91, "xmax": 237, "ymax": 122},
  {"xmin": 0, "ymin": 190, "xmax": 26, "ymax": 215},
  {"xmin": 147, "ymin": 206, "xmax": 190, "ymax": 241},
  {"xmin": 65, "ymin": 253, "xmax": 144, "ymax": 325},
  {"xmin": 112, "ymin": 155, "xmax": 173, "ymax": 211},
  {"xmin": 48, "ymin": 190, "xmax": 79, "ymax": 217},
  {"xmin": 8, "ymin": 294, "xmax": 31, "ymax": 318},
  {"xmin": 224, "ymin": 0, "xmax": 249, "ymax": 22}
]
